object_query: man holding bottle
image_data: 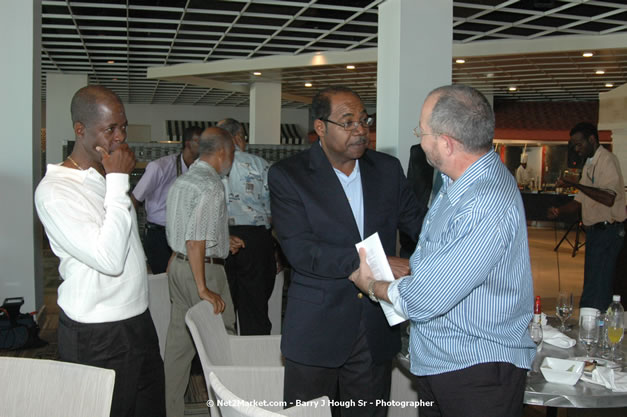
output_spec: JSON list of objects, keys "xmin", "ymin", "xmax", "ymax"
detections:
[{"xmin": 549, "ymin": 122, "xmax": 626, "ymax": 312}]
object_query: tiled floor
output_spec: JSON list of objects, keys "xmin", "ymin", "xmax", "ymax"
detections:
[{"xmin": 528, "ymin": 223, "xmax": 585, "ymax": 320}]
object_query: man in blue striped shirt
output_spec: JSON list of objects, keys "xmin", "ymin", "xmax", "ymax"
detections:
[{"xmin": 351, "ymin": 84, "xmax": 536, "ymax": 417}]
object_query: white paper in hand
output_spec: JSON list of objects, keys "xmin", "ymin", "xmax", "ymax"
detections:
[{"xmin": 355, "ymin": 232, "xmax": 408, "ymax": 326}]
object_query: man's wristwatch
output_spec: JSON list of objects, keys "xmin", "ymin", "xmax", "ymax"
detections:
[{"xmin": 368, "ymin": 280, "xmax": 379, "ymax": 303}]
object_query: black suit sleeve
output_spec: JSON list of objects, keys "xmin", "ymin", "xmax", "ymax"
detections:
[
  {"xmin": 399, "ymin": 145, "xmax": 432, "ymax": 257},
  {"xmin": 396, "ymin": 160, "xmax": 423, "ymax": 245},
  {"xmin": 269, "ymin": 164, "xmax": 359, "ymax": 280}
]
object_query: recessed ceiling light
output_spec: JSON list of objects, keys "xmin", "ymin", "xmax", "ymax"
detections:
[
  {"xmin": 486, "ymin": 73, "xmax": 494, "ymax": 78},
  {"xmin": 605, "ymin": 83, "xmax": 614, "ymax": 88},
  {"xmin": 346, "ymin": 65, "xmax": 355, "ymax": 70},
  {"xmin": 595, "ymin": 70, "xmax": 605, "ymax": 75},
  {"xmin": 508, "ymin": 87, "xmax": 517, "ymax": 92},
  {"xmin": 582, "ymin": 52, "xmax": 594, "ymax": 57},
  {"xmin": 253, "ymin": 71, "xmax": 262, "ymax": 76},
  {"xmin": 455, "ymin": 59, "xmax": 465, "ymax": 64},
  {"xmin": 305, "ymin": 82, "xmax": 313, "ymax": 87},
  {"xmin": 107, "ymin": 60, "xmax": 115, "ymax": 64}
]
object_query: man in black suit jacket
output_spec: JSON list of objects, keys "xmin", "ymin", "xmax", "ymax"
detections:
[
  {"xmin": 269, "ymin": 86, "xmax": 421, "ymax": 417},
  {"xmin": 399, "ymin": 144, "xmax": 433, "ymax": 257}
]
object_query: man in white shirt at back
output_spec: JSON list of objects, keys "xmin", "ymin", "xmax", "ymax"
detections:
[
  {"xmin": 515, "ymin": 153, "xmax": 533, "ymax": 189},
  {"xmin": 35, "ymin": 85, "xmax": 165, "ymax": 417}
]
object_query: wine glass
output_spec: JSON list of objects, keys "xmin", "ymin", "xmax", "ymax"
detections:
[
  {"xmin": 556, "ymin": 292, "xmax": 573, "ymax": 332},
  {"xmin": 579, "ymin": 313, "xmax": 600, "ymax": 357},
  {"xmin": 603, "ymin": 310, "xmax": 624, "ymax": 361}
]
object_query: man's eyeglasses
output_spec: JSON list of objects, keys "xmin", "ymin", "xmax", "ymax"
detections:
[
  {"xmin": 412, "ymin": 127, "xmax": 440, "ymax": 140},
  {"xmin": 322, "ymin": 116, "xmax": 374, "ymax": 131}
]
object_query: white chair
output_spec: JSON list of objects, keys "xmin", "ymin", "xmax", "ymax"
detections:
[
  {"xmin": 209, "ymin": 371, "xmax": 331, "ymax": 417},
  {"xmin": 389, "ymin": 357, "xmax": 419, "ymax": 417},
  {"xmin": 147, "ymin": 272, "xmax": 171, "ymax": 359},
  {"xmin": 0, "ymin": 357, "xmax": 115, "ymax": 417},
  {"xmin": 185, "ymin": 300, "xmax": 284, "ymax": 416}
]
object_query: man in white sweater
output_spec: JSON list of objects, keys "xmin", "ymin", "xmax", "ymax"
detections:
[{"xmin": 35, "ymin": 85, "xmax": 165, "ymax": 417}]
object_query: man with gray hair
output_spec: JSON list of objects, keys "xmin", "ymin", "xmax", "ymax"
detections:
[
  {"xmin": 216, "ymin": 118, "xmax": 276, "ymax": 335},
  {"xmin": 350, "ymin": 84, "xmax": 535, "ymax": 417},
  {"xmin": 164, "ymin": 127, "xmax": 240, "ymax": 417}
]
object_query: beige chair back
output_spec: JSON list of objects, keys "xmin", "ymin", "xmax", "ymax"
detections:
[
  {"xmin": 186, "ymin": 300, "xmax": 234, "ymax": 366},
  {"xmin": 0, "ymin": 357, "xmax": 115, "ymax": 417}
]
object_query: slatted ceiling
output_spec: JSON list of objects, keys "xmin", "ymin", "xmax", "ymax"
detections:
[{"xmin": 40, "ymin": 0, "xmax": 627, "ymax": 106}]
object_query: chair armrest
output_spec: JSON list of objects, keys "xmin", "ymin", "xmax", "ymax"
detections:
[{"xmin": 229, "ymin": 335, "xmax": 283, "ymax": 366}]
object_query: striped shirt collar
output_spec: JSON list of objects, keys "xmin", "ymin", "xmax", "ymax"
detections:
[{"xmin": 442, "ymin": 150, "xmax": 495, "ymax": 206}]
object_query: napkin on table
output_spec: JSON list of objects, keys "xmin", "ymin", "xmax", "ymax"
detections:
[
  {"xmin": 542, "ymin": 324, "xmax": 576, "ymax": 348},
  {"xmin": 581, "ymin": 367, "xmax": 627, "ymax": 392}
]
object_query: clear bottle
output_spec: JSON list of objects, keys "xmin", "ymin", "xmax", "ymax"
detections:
[
  {"xmin": 530, "ymin": 296, "xmax": 543, "ymax": 353},
  {"xmin": 603, "ymin": 295, "xmax": 625, "ymax": 360},
  {"xmin": 533, "ymin": 296, "xmax": 542, "ymax": 324}
]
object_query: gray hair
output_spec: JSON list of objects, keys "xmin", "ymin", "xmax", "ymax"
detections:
[
  {"xmin": 198, "ymin": 127, "xmax": 234, "ymax": 156},
  {"xmin": 427, "ymin": 84, "xmax": 494, "ymax": 153},
  {"xmin": 216, "ymin": 118, "xmax": 243, "ymax": 137}
]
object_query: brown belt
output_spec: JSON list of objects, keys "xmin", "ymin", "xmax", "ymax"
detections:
[{"xmin": 175, "ymin": 252, "xmax": 225, "ymax": 265}]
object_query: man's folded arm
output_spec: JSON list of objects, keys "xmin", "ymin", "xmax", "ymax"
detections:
[{"xmin": 36, "ymin": 175, "xmax": 133, "ymax": 276}]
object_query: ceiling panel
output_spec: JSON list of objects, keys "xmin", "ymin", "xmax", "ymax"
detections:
[{"xmin": 40, "ymin": 0, "xmax": 627, "ymax": 107}]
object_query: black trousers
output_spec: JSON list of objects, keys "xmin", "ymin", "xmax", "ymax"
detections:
[
  {"xmin": 414, "ymin": 362, "xmax": 527, "ymax": 417},
  {"xmin": 58, "ymin": 309, "xmax": 166, "ymax": 417},
  {"xmin": 143, "ymin": 224, "xmax": 172, "ymax": 274},
  {"xmin": 580, "ymin": 222, "xmax": 624, "ymax": 311},
  {"xmin": 284, "ymin": 318, "xmax": 392, "ymax": 417},
  {"xmin": 225, "ymin": 225, "xmax": 276, "ymax": 335}
]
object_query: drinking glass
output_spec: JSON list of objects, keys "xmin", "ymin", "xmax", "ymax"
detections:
[
  {"xmin": 603, "ymin": 310, "xmax": 624, "ymax": 361},
  {"xmin": 528, "ymin": 321, "xmax": 543, "ymax": 375},
  {"xmin": 555, "ymin": 292, "xmax": 573, "ymax": 332},
  {"xmin": 529, "ymin": 321, "xmax": 543, "ymax": 352},
  {"xmin": 579, "ymin": 313, "xmax": 600, "ymax": 357}
]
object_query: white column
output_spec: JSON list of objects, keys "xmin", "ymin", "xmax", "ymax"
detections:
[
  {"xmin": 0, "ymin": 0, "xmax": 43, "ymax": 312},
  {"xmin": 249, "ymin": 82, "xmax": 281, "ymax": 145},
  {"xmin": 376, "ymin": 0, "xmax": 453, "ymax": 172},
  {"xmin": 600, "ymin": 84, "xmax": 627, "ymax": 186},
  {"xmin": 484, "ymin": 93, "xmax": 494, "ymax": 110},
  {"xmin": 46, "ymin": 73, "xmax": 88, "ymax": 164}
]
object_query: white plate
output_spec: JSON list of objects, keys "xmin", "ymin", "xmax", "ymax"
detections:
[{"xmin": 573, "ymin": 356, "xmax": 621, "ymax": 375}]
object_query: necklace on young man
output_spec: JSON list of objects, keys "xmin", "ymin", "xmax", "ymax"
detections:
[{"xmin": 66, "ymin": 155, "xmax": 84, "ymax": 171}]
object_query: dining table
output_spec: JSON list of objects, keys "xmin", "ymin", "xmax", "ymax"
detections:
[
  {"xmin": 397, "ymin": 319, "xmax": 627, "ymax": 414},
  {"xmin": 524, "ymin": 319, "xmax": 627, "ymax": 413}
]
